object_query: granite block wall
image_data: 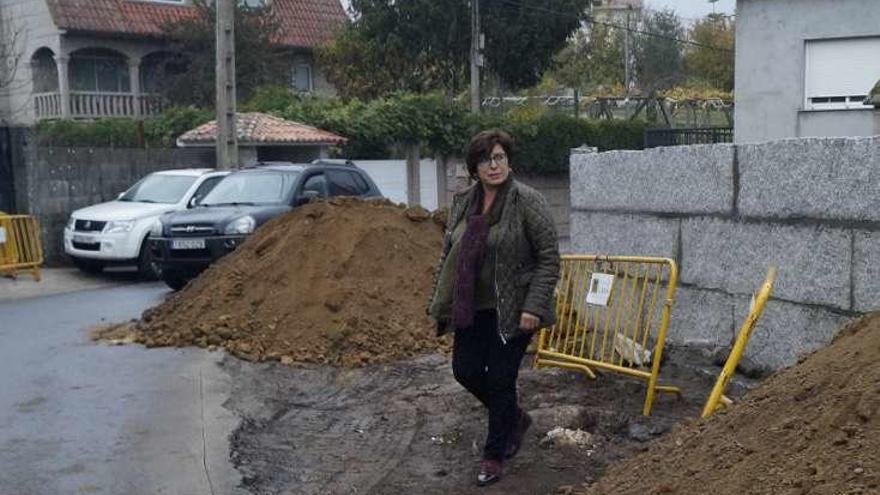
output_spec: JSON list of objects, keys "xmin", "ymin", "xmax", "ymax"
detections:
[{"xmin": 570, "ymin": 136, "xmax": 880, "ymax": 371}]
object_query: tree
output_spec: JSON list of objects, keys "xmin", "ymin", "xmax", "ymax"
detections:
[
  {"xmin": 319, "ymin": 0, "xmax": 590, "ymax": 99},
  {"xmin": 550, "ymin": 23, "xmax": 625, "ymax": 93},
  {"xmin": 683, "ymin": 14, "xmax": 735, "ymax": 91},
  {"xmin": 159, "ymin": 0, "xmax": 288, "ymax": 107},
  {"xmin": 319, "ymin": 0, "xmax": 469, "ymax": 100},
  {"xmin": 633, "ymin": 9, "xmax": 685, "ymax": 92},
  {"xmin": 481, "ymin": 0, "xmax": 591, "ymax": 91}
]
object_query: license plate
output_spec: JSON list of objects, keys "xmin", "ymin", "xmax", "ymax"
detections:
[
  {"xmin": 172, "ymin": 238, "xmax": 206, "ymax": 250},
  {"xmin": 73, "ymin": 234, "xmax": 97, "ymax": 244}
]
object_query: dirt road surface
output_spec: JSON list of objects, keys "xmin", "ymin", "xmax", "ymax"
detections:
[{"xmin": 224, "ymin": 347, "xmax": 754, "ymax": 495}]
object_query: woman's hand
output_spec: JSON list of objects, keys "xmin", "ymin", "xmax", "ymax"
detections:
[{"xmin": 519, "ymin": 311, "xmax": 541, "ymax": 331}]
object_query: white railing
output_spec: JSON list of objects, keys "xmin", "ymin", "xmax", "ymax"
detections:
[
  {"xmin": 34, "ymin": 93, "xmax": 62, "ymax": 119},
  {"xmin": 34, "ymin": 92, "xmax": 164, "ymax": 120}
]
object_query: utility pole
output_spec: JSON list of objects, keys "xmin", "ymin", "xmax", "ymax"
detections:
[
  {"xmin": 624, "ymin": 7, "xmax": 631, "ymax": 98},
  {"xmin": 216, "ymin": 0, "xmax": 238, "ymax": 170},
  {"xmin": 709, "ymin": 0, "xmax": 719, "ymax": 14},
  {"xmin": 470, "ymin": 0, "xmax": 482, "ymax": 114}
]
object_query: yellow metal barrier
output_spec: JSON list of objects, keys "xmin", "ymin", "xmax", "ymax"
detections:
[
  {"xmin": 0, "ymin": 215, "xmax": 44, "ymax": 281},
  {"xmin": 534, "ymin": 255, "xmax": 680, "ymax": 416},
  {"xmin": 701, "ymin": 266, "xmax": 776, "ymax": 419}
]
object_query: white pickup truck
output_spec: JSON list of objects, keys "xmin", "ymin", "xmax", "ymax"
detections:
[{"xmin": 63, "ymin": 168, "xmax": 228, "ymax": 278}]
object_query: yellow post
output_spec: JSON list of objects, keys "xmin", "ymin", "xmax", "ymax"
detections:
[{"xmin": 701, "ymin": 266, "xmax": 776, "ymax": 419}]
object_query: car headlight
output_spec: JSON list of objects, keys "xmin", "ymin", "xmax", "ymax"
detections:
[
  {"xmin": 149, "ymin": 219, "xmax": 163, "ymax": 237},
  {"xmin": 104, "ymin": 220, "xmax": 135, "ymax": 234},
  {"xmin": 66, "ymin": 216, "xmax": 75, "ymax": 230},
  {"xmin": 224, "ymin": 215, "xmax": 256, "ymax": 235}
]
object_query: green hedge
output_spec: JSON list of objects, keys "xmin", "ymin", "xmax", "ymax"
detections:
[
  {"xmin": 36, "ymin": 90, "xmax": 645, "ymax": 174},
  {"xmin": 35, "ymin": 106, "xmax": 214, "ymax": 148},
  {"xmin": 245, "ymin": 87, "xmax": 645, "ymax": 174}
]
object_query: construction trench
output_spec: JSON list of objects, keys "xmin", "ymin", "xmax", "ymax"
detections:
[{"xmin": 95, "ymin": 198, "xmax": 879, "ymax": 495}]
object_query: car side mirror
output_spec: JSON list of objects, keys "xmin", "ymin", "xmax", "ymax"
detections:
[
  {"xmin": 188, "ymin": 195, "xmax": 202, "ymax": 208},
  {"xmin": 297, "ymin": 190, "xmax": 320, "ymax": 206},
  {"xmin": 117, "ymin": 192, "xmax": 125, "ymax": 200}
]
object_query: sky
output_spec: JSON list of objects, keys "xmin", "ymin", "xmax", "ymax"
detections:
[{"xmin": 646, "ymin": 0, "xmax": 736, "ymax": 21}]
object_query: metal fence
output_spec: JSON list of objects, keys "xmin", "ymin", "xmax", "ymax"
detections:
[
  {"xmin": 0, "ymin": 214, "xmax": 43, "ymax": 281},
  {"xmin": 534, "ymin": 255, "xmax": 681, "ymax": 416},
  {"xmin": 644, "ymin": 127, "xmax": 734, "ymax": 148}
]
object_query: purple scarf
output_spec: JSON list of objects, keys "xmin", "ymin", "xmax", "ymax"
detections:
[{"xmin": 450, "ymin": 204, "xmax": 489, "ymax": 329}]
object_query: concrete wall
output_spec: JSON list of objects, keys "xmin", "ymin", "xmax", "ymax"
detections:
[
  {"xmin": 11, "ymin": 135, "xmax": 214, "ymax": 263},
  {"xmin": 735, "ymin": 0, "xmax": 880, "ymax": 143},
  {"xmin": 570, "ymin": 136, "xmax": 880, "ymax": 371}
]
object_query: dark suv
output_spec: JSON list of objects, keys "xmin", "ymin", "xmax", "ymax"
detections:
[{"xmin": 150, "ymin": 161, "xmax": 382, "ymax": 290}]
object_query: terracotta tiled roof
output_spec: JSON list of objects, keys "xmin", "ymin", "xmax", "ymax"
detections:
[
  {"xmin": 177, "ymin": 112, "xmax": 347, "ymax": 146},
  {"xmin": 46, "ymin": 0, "xmax": 348, "ymax": 48}
]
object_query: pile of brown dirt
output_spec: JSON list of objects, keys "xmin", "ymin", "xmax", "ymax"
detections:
[
  {"xmin": 134, "ymin": 197, "xmax": 450, "ymax": 367},
  {"xmin": 575, "ymin": 314, "xmax": 880, "ymax": 495}
]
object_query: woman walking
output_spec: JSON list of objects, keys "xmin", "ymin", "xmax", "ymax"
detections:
[{"xmin": 428, "ymin": 129, "xmax": 560, "ymax": 486}]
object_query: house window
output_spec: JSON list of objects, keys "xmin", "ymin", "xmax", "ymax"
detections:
[
  {"xmin": 31, "ymin": 49, "xmax": 59, "ymax": 93},
  {"xmin": 805, "ymin": 37, "xmax": 880, "ymax": 110},
  {"xmin": 69, "ymin": 49, "xmax": 130, "ymax": 93},
  {"xmin": 292, "ymin": 63, "xmax": 313, "ymax": 92}
]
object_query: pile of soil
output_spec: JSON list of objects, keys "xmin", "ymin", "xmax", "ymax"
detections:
[
  {"xmin": 576, "ymin": 314, "xmax": 880, "ymax": 495},
  {"xmin": 134, "ymin": 197, "xmax": 450, "ymax": 367}
]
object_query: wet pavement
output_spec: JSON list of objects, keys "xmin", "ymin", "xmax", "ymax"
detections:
[
  {"xmin": 0, "ymin": 267, "xmax": 141, "ymax": 302},
  {"xmin": 0, "ymin": 283, "xmax": 245, "ymax": 495}
]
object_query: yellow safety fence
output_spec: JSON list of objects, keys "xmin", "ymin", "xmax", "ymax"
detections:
[
  {"xmin": 701, "ymin": 266, "xmax": 776, "ymax": 419},
  {"xmin": 534, "ymin": 255, "xmax": 680, "ymax": 416},
  {"xmin": 0, "ymin": 214, "xmax": 44, "ymax": 281}
]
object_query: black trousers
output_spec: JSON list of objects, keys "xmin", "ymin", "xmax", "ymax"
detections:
[{"xmin": 452, "ymin": 310, "xmax": 532, "ymax": 461}]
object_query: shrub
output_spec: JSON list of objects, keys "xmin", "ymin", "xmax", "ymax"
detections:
[
  {"xmin": 35, "ymin": 106, "xmax": 214, "ymax": 148},
  {"xmin": 35, "ymin": 90, "xmax": 645, "ymax": 173}
]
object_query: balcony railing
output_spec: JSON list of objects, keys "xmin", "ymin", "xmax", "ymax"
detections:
[{"xmin": 34, "ymin": 92, "xmax": 164, "ymax": 120}]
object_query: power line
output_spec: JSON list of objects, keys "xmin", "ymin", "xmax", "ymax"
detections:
[{"xmin": 496, "ymin": 0, "xmax": 733, "ymax": 53}]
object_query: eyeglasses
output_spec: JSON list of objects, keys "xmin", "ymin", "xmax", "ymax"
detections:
[{"xmin": 478, "ymin": 153, "xmax": 508, "ymax": 168}]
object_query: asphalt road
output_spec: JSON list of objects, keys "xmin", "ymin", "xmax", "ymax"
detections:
[{"xmin": 0, "ymin": 282, "xmax": 245, "ymax": 495}]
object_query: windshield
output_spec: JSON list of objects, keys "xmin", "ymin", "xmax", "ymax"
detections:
[
  {"xmin": 200, "ymin": 172, "xmax": 299, "ymax": 206},
  {"xmin": 119, "ymin": 174, "xmax": 197, "ymax": 204}
]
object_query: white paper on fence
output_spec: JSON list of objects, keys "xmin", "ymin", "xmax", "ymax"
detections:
[
  {"xmin": 585, "ymin": 273, "xmax": 615, "ymax": 306},
  {"xmin": 613, "ymin": 333, "xmax": 652, "ymax": 367},
  {"xmin": 0, "ymin": 226, "xmax": 6, "ymax": 244}
]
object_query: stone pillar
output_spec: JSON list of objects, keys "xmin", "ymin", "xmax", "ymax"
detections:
[
  {"xmin": 873, "ymin": 108, "xmax": 880, "ymax": 136},
  {"xmin": 128, "ymin": 57, "xmax": 141, "ymax": 118},
  {"xmin": 434, "ymin": 154, "xmax": 449, "ymax": 208},
  {"xmin": 54, "ymin": 55, "xmax": 70, "ymax": 118},
  {"xmin": 405, "ymin": 142, "xmax": 421, "ymax": 206}
]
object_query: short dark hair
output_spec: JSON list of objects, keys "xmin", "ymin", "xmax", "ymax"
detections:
[{"xmin": 465, "ymin": 129, "xmax": 514, "ymax": 179}]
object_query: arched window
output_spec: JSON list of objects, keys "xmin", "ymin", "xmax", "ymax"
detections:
[
  {"xmin": 30, "ymin": 48, "xmax": 58, "ymax": 93},
  {"xmin": 69, "ymin": 48, "xmax": 130, "ymax": 93}
]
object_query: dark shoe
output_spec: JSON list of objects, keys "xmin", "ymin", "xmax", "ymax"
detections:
[
  {"xmin": 504, "ymin": 410, "xmax": 533, "ymax": 459},
  {"xmin": 477, "ymin": 459, "xmax": 503, "ymax": 486}
]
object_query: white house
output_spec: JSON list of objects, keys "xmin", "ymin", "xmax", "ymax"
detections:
[
  {"xmin": 0, "ymin": 0, "xmax": 348, "ymax": 125},
  {"xmin": 735, "ymin": 0, "xmax": 880, "ymax": 142}
]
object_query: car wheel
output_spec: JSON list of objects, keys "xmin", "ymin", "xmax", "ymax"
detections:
[
  {"xmin": 137, "ymin": 238, "xmax": 161, "ymax": 281},
  {"xmin": 72, "ymin": 256, "xmax": 105, "ymax": 274},
  {"xmin": 162, "ymin": 270, "xmax": 190, "ymax": 291}
]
